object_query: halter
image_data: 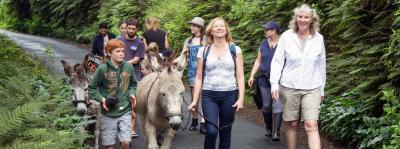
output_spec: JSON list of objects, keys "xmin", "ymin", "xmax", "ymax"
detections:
[{"xmin": 145, "ymin": 73, "xmax": 184, "ymax": 120}]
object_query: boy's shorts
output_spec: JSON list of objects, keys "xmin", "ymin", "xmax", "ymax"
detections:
[
  {"xmin": 279, "ymin": 86, "xmax": 321, "ymax": 122},
  {"xmin": 100, "ymin": 112, "xmax": 132, "ymax": 146}
]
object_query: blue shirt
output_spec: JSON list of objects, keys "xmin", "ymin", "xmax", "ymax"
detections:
[{"xmin": 257, "ymin": 38, "xmax": 277, "ymax": 87}]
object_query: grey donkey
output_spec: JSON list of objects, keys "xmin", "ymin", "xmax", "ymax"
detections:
[
  {"xmin": 136, "ymin": 53, "xmax": 187, "ymax": 149},
  {"xmin": 61, "ymin": 54, "xmax": 100, "ymax": 149}
]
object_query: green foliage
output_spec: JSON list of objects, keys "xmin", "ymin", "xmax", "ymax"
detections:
[
  {"xmin": 2, "ymin": 0, "xmax": 400, "ymax": 148},
  {"xmin": 0, "ymin": 34, "xmax": 89, "ymax": 148}
]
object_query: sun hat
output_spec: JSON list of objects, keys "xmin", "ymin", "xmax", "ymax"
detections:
[{"xmin": 188, "ymin": 17, "xmax": 205, "ymax": 27}]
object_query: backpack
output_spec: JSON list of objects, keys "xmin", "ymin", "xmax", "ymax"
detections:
[{"xmin": 202, "ymin": 44, "xmax": 237, "ymax": 83}]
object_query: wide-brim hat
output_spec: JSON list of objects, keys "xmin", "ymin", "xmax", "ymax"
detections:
[
  {"xmin": 189, "ymin": 17, "xmax": 205, "ymax": 27},
  {"xmin": 262, "ymin": 21, "xmax": 280, "ymax": 32}
]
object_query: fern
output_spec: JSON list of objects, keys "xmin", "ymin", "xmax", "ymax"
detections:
[{"xmin": 0, "ymin": 102, "xmax": 44, "ymax": 145}]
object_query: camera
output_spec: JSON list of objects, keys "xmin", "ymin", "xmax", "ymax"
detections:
[{"xmin": 106, "ymin": 96, "xmax": 119, "ymax": 108}]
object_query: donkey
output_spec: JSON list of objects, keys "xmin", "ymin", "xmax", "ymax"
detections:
[
  {"xmin": 136, "ymin": 53, "xmax": 187, "ymax": 149},
  {"xmin": 61, "ymin": 54, "xmax": 100, "ymax": 149}
]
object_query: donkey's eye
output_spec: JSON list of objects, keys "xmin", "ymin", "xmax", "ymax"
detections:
[
  {"xmin": 84, "ymin": 88, "xmax": 88, "ymax": 91},
  {"xmin": 162, "ymin": 93, "xmax": 166, "ymax": 96}
]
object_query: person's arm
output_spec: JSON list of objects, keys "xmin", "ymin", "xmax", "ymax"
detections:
[
  {"xmin": 173, "ymin": 39, "xmax": 189, "ymax": 64},
  {"xmin": 164, "ymin": 34, "xmax": 169, "ymax": 49},
  {"xmin": 248, "ymin": 48, "xmax": 262, "ymax": 87},
  {"xmin": 270, "ymin": 36, "xmax": 286, "ymax": 100},
  {"xmin": 233, "ymin": 47, "xmax": 245, "ymax": 112},
  {"xmin": 129, "ymin": 69, "xmax": 137, "ymax": 92},
  {"xmin": 319, "ymin": 38, "xmax": 327, "ymax": 98},
  {"xmin": 91, "ymin": 36, "xmax": 98, "ymax": 56},
  {"xmin": 88, "ymin": 65, "xmax": 109, "ymax": 111},
  {"xmin": 142, "ymin": 37, "xmax": 148, "ymax": 49},
  {"xmin": 188, "ymin": 48, "xmax": 204, "ymax": 112}
]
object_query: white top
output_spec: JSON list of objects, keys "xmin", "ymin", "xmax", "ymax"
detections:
[
  {"xmin": 197, "ymin": 46, "xmax": 242, "ymax": 91},
  {"xmin": 270, "ymin": 29, "xmax": 326, "ymax": 96}
]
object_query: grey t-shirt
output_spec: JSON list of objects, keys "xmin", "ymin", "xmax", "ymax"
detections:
[{"xmin": 197, "ymin": 46, "xmax": 242, "ymax": 91}]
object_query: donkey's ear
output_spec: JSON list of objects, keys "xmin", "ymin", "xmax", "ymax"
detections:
[
  {"xmin": 82, "ymin": 54, "xmax": 90, "ymax": 73},
  {"xmin": 61, "ymin": 60, "xmax": 73, "ymax": 77},
  {"xmin": 149, "ymin": 55, "xmax": 162, "ymax": 72}
]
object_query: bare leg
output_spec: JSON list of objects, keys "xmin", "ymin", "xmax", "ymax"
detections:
[
  {"xmin": 160, "ymin": 128, "xmax": 176, "ymax": 149},
  {"xmin": 104, "ymin": 145, "xmax": 114, "ymax": 149},
  {"xmin": 286, "ymin": 120, "xmax": 299, "ymax": 149},
  {"xmin": 304, "ymin": 120, "xmax": 321, "ymax": 149}
]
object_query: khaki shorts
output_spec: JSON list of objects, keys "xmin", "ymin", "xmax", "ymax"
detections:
[
  {"xmin": 100, "ymin": 112, "xmax": 132, "ymax": 146},
  {"xmin": 279, "ymin": 86, "xmax": 321, "ymax": 121}
]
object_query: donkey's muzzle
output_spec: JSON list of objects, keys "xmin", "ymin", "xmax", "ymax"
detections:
[{"xmin": 169, "ymin": 116, "xmax": 182, "ymax": 130}]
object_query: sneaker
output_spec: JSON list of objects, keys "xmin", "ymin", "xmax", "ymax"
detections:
[{"xmin": 131, "ymin": 132, "xmax": 138, "ymax": 138}]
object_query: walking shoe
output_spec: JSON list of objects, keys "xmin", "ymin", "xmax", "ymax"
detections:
[
  {"xmin": 199, "ymin": 122, "xmax": 206, "ymax": 134},
  {"xmin": 189, "ymin": 118, "xmax": 198, "ymax": 131},
  {"xmin": 272, "ymin": 112, "xmax": 282, "ymax": 141}
]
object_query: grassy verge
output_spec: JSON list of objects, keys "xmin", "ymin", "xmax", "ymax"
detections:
[{"xmin": 0, "ymin": 34, "xmax": 91, "ymax": 148}]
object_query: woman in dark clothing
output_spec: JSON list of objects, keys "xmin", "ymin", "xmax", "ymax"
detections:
[
  {"xmin": 248, "ymin": 21, "xmax": 283, "ymax": 141},
  {"xmin": 142, "ymin": 17, "xmax": 171, "ymax": 57}
]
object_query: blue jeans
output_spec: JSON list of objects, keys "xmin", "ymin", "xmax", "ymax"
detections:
[{"xmin": 202, "ymin": 90, "xmax": 237, "ymax": 149}]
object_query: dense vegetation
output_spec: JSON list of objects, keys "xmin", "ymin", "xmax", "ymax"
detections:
[
  {"xmin": 1, "ymin": 0, "xmax": 400, "ymax": 148},
  {"xmin": 0, "ymin": 34, "xmax": 90, "ymax": 148}
]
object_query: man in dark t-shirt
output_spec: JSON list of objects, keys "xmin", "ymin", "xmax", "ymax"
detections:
[
  {"xmin": 121, "ymin": 19, "xmax": 145, "ymax": 82},
  {"xmin": 120, "ymin": 18, "xmax": 144, "ymax": 138}
]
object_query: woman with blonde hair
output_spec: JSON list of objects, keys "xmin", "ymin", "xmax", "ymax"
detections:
[
  {"xmin": 270, "ymin": 4, "xmax": 326, "ymax": 149},
  {"xmin": 143, "ymin": 17, "xmax": 171, "ymax": 57},
  {"xmin": 188, "ymin": 17, "xmax": 245, "ymax": 149}
]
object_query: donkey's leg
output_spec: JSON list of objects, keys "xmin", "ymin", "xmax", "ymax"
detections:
[
  {"xmin": 144, "ymin": 118, "xmax": 159, "ymax": 149},
  {"xmin": 160, "ymin": 128, "xmax": 176, "ymax": 149},
  {"xmin": 139, "ymin": 115, "xmax": 148, "ymax": 143},
  {"xmin": 94, "ymin": 105, "xmax": 100, "ymax": 149}
]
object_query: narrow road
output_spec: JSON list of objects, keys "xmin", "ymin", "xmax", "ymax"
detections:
[{"xmin": 1, "ymin": 30, "xmax": 292, "ymax": 149}]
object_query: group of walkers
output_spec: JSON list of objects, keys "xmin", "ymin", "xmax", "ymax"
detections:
[{"xmin": 88, "ymin": 3, "xmax": 326, "ymax": 149}]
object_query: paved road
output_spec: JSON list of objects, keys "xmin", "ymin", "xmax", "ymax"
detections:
[{"xmin": 1, "ymin": 30, "xmax": 291, "ymax": 149}]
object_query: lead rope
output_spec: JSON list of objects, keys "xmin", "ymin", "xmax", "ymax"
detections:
[{"xmin": 181, "ymin": 94, "xmax": 235, "ymax": 131}]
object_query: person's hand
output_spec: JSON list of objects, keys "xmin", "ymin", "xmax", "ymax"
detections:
[
  {"xmin": 130, "ymin": 95, "xmax": 136, "ymax": 108},
  {"xmin": 271, "ymin": 89, "xmax": 279, "ymax": 101},
  {"xmin": 182, "ymin": 47, "xmax": 189, "ymax": 54},
  {"xmin": 248, "ymin": 76, "xmax": 254, "ymax": 87},
  {"xmin": 232, "ymin": 99, "xmax": 244, "ymax": 112},
  {"xmin": 321, "ymin": 96, "xmax": 325, "ymax": 101},
  {"xmin": 101, "ymin": 97, "xmax": 109, "ymax": 111},
  {"xmin": 188, "ymin": 102, "xmax": 197, "ymax": 113}
]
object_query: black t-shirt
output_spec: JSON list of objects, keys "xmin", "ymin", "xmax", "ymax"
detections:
[{"xmin": 143, "ymin": 29, "xmax": 167, "ymax": 50}]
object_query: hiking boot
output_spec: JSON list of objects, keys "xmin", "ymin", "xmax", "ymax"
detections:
[
  {"xmin": 272, "ymin": 112, "xmax": 282, "ymax": 141},
  {"xmin": 263, "ymin": 112, "xmax": 273, "ymax": 137},
  {"xmin": 199, "ymin": 122, "xmax": 206, "ymax": 134},
  {"xmin": 189, "ymin": 118, "xmax": 198, "ymax": 131}
]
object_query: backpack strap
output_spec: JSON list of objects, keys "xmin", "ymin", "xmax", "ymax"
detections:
[
  {"xmin": 202, "ymin": 44, "xmax": 237, "ymax": 84},
  {"xmin": 202, "ymin": 46, "xmax": 211, "ymax": 84}
]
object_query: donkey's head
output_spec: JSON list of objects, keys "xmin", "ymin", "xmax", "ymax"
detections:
[
  {"xmin": 150, "ymin": 53, "xmax": 187, "ymax": 130},
  {"xmin": 61, "ymin": 55, "xmax": 91, "ymax": 116}
]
